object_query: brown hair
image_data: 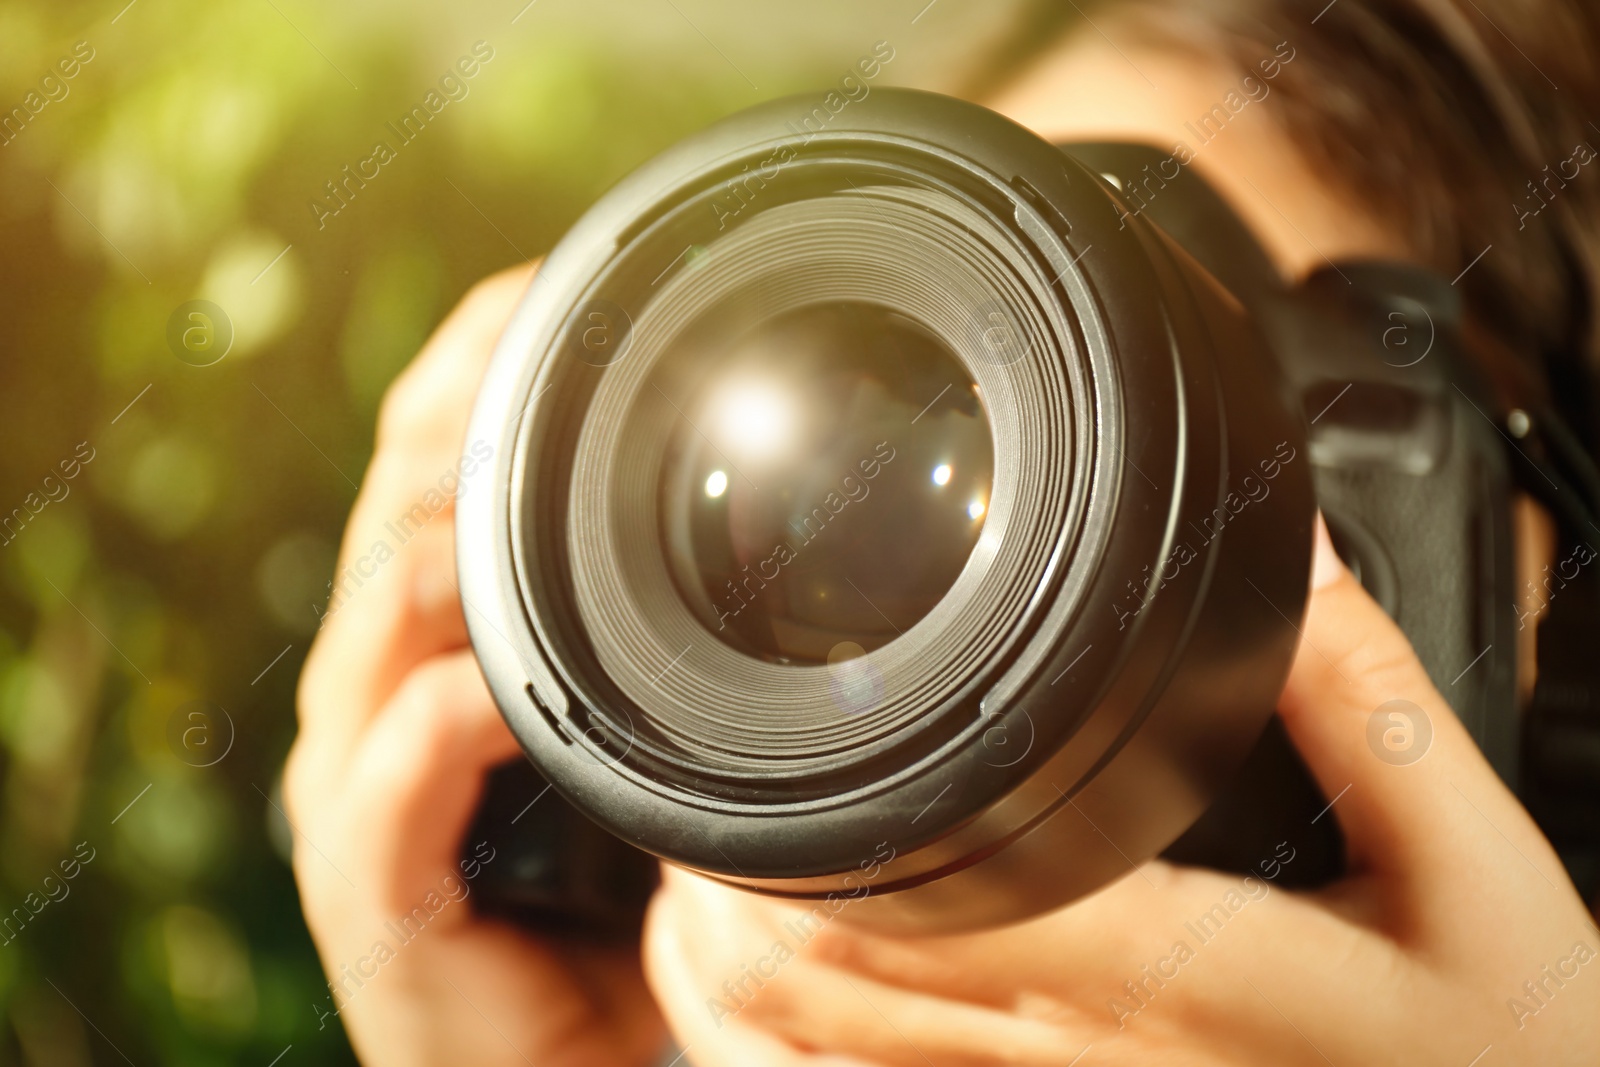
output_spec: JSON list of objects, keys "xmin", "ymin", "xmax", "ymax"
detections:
[{"xmin": 972, "ymin": 0, "xmax": 1600, "ymax": 444}]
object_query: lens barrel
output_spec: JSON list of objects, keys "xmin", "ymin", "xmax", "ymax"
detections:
[{"xmin": 457, "ymin": 89, "xmax": 1314, "ymax": 932}]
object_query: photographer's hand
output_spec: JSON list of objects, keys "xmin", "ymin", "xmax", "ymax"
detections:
[
  {"xmin": 644, "ymin": 520, "xmax": 1600, "ymax": 1066},
  {"xmin": 286, "ymin": 264, "xmax": 665, "ymax": 1067}
]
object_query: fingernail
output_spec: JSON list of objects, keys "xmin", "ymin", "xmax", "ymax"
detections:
[{"xmin": 1311, "ymin": 513, "xmax": 1343, "ymax": 590}]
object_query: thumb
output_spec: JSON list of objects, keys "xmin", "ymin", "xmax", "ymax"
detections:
[{"xmin": 1275, "ymin": 515, "xmax": 1508, "ymax": 881}]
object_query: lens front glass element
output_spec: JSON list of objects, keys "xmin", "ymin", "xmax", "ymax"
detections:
[
  {"xmin": 659, "ymin": 302, "xmax": 993, "ymax": 664},
  {"xmin": 563, "ymin": 172, "xmax": 1077, "ymax": 775}
]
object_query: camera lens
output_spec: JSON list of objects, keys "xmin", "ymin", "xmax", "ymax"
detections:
[
  {"xmin": 658, "ymin": 301, "xmax": 994, "ymax": 664},
  {"xmin": 459, "ymin": 89, "xmax": 1315, "ymax": 933}
]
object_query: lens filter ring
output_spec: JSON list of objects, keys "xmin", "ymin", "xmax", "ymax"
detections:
[{"xmin": 560, "ymin": 166, "xmax": 1084, "ymax": 789}]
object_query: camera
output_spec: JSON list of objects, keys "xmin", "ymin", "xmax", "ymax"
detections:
[{"xmin": 456, "ymin": 89, "xmax": 1529, "ymax": 933}]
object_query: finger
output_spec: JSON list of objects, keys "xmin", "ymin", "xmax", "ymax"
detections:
[
  {"xmin": 1276, "ymin": 516, "xmax": 1561, "ymax": 891},
  {"xmin": 374, "ymin": 261, "xmax": 538, "ymax": 455},
  {"xmin": 298, "ymin": 518, "xmax": 469, "ymax": 757},
  {"xmin": 334, "ymin": 649, "xmax": 523, "ymax": 917},
  {"xmin": 421, "ymin": 929, "xmax": 669, "ymax": 1067},
  {"xmin": 643, "ymin": 889, "xmax": 879, "ymax": 1067},
  {"xmin": 655, "ymin": 869, "xmax": 1098, "ymax": 1065},
  {"xmin": 662, "ymin": 860, "xmax": 1315, "ymax": 1011},
  {"xmin": 337, "ymin": 261, "xmax": 535, "ymax": 583},
  {"xmin": 658, "ymin": 865, "xmax": 1079, "ymax": 1012},
  {"xmin": 745, "ymin": 955, "xmax": 1081, "ymax": 1067},
  {"xmin": 655, "ymin": 865, "xmax": 1381, "ymax": 1067},
  {"xmin": 298, "ymin": 263, "xmax": 535, "ymax": 758}
]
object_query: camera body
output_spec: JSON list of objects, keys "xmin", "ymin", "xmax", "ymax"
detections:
[
  {"xmin": 1066, "ymin": 143, "xmax": 1520, "ymax": 884},
  {"xmin": 458, "ymin": 91, "xmax": 1518, "ymax": 934}
]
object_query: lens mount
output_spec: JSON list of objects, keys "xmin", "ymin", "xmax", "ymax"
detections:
[{"xmin": 459, "ymin": 89, "xmax": 1314, "ymax": 931}]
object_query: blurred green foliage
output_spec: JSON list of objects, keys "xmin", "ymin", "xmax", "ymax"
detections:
[{"xmin": 0, "ymin": 0, "xmax": 1019, "ymax": 1062}]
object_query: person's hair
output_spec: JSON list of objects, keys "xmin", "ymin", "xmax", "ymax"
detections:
[{"xmin": 972, "ymin": 0, "xmax": 1600, "ymax": 447}]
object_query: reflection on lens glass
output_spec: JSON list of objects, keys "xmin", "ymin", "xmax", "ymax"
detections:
[{"xmin": 659, "ymin": 302, "xmax": 994, "ymax": 664}]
